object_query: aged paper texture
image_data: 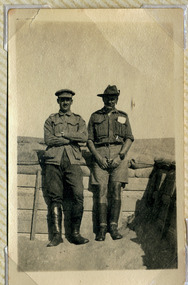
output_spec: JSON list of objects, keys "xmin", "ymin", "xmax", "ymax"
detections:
[{"xmin": 8, "ymin": 8, "xmax": 185, "ymax": 285}]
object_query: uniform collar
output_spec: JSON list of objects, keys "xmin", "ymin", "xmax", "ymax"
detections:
[
  {"xmin": 100, "ymin": 107, "xmax": 118, "ymax": 114},
  {"xmin": 59, "ymin": 110, "xmax": 72, "ymax": 116}
]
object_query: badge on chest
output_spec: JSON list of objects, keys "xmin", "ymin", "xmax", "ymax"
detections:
[{"xmin": 117, "ymin": 116, "xmax": 126, "ymax": 124}]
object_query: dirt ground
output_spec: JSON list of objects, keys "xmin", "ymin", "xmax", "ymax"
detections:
[{"xmin": 18, "ymin": 218, "xmax": 177, "ymax": 272}]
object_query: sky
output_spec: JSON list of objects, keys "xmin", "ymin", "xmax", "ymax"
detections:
[{"xmin": 9, "ymin": 9, "xmax": 184, "ymax": 139}]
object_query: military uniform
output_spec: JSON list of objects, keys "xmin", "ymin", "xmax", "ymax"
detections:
[
  {"xmin": 44, "ymin": 89, "xmax": 89, "ymax": 246},
  {"xmin": 44, "ymin": 110, "xmax": 87, "ymax": 165},
  {"xmin": 88, "ymin": 107, "xmax": 134, "ymax": 188},
  {"xmin": 87, "ymin": 85, "xmax": 134, "ymax": 241}
]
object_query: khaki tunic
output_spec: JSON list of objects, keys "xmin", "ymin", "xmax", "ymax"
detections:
[{"xmin": 44, "ymin": 110, "xmax": 88, "ymax": 165}]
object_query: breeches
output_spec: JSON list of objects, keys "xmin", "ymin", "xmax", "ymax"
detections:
[{"xmin": 45, "ymin": 151, "xmax": 84, "ymax": 216}]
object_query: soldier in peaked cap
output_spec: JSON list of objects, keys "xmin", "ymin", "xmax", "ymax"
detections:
[
  {"xmin": 44, "ymin": 89, "xmax": 89, "ymax": 246},
  {"xmin": 87, "ymin": 85, "xmax": 134, "ymax": 241}
]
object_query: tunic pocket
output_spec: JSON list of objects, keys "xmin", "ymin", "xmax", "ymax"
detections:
[
  {"xmin": 54, "ymin": 122, "xmax": 64, "ymax": 136},
  {"xmin": 43, "ymin": 147, "xmax": 56, "ymax": 159},
  {"xmin": 114, "ymin": 120, "xmax": 126, "ymax": 138},
  {"xmin": 71, "ymin": 144, "xmax": 82, "ymax": 160},
  {"xmin": 67, "ymin": 121, "xmax": 79, "ymax": 133},
  {"xmin": 94, "ymin": 117, "xmax": 108, "ymax": 139}
]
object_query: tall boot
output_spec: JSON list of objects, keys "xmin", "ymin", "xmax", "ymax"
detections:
[
  {"xmin": 109, "ymin": 200, "xmax": 122, "ymax": 240},
  {"xmin": 47, "ymin": 204, "xmax": 63, "ymax": 247},
  {"xmin": 71, "ymin": 219, "xmax": 89, "ymax": 245},
  {"xmin": 69, "ymin": 197, "xmax": 89, "ymax": 245},
  {"xmin": 96, "ymin": 203, "xmax": 107, "ymax": 241}
]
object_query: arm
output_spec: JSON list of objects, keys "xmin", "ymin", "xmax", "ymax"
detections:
[
  {"xmin": 87, "ymin": 140, "xmax": 108, "ymax": 169},
  {"xmin": 62, "ymin": 117, "xmax": 88, "ymax": 143},
  {"xmin": 110, "ymin": 139, "xmax": 132, "ymax": 168},
  {"xmin": 87, "ymin": 116, "xmax": 108, "ymax": 169},
  {"xmin": 111, "ymin": 115, "xmax": 134, "ymax": 168},
  {"xmin": 119, "ymin": 138, "xmax": 133, "ymax": 159},
  {"xmin": 44, "ymin": 118, "xmax": 70, "ymax": 147},
  {"xmin": 119, "ymin": 114, "xmax": 134, "ymax": 158}
]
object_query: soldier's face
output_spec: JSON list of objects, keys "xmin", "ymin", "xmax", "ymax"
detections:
[
  {"xmin": 102, "ymin": 95, "xmax": 118, "ymax": 110},
  {"xmin": 57, "ymin": 97, "xmax": 73, "ymax": 112}
]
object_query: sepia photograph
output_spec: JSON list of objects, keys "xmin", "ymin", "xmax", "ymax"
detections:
[{"xmin": 8, "ymin": 8, "xmax": 185, "ymax": 285}]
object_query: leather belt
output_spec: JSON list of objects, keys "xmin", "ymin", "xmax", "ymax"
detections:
[{"xmin": 95, "ymin": 142, "xmax": 122, "ymax": 148}]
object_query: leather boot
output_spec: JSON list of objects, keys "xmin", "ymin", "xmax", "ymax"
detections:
[
  {"xmin": 95, "ymin": 225, "xmax": 107, "ymax": 241},
  {"xmin": 47, "ymin": 204, "xmax": 63, "ymax": 247},
  {"xmin": 71, "ymin": 221, "xmax": 89, "ymax": 245},
  {"xmin": 110, "ymin": 200, "xmax": 121, "ymax": 223},
  {"xmin": 96, "ymin": 203, "xmax": 107, "ymax": 241},
  {"xmin": 109, "ymin": 200, "xmax": 122, "ymax": 240},
  {"xmin": 109, "ymin": 223, "xmax": 122, "ymax": 240}
]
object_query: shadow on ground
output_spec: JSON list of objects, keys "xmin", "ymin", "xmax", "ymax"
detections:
[
  {"xmin": 127, "ymin": 219, "xmax": 177, "ymax": 269},
  {"xmin": 127, "ymin": 165, "xmax": 177, "ymax": 270}
]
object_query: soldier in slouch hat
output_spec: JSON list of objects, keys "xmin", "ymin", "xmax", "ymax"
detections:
[{"xmin": 88, "ymin": 85, "xmax": 134, "ymax": 241}]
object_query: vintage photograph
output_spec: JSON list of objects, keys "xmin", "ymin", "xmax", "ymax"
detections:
[{"xmin": 8, "ymin": 8, "xmax": 185, "ymax": 285}]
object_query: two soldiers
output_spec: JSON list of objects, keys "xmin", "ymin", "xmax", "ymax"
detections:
[{"xmin": 44, "ymin": 85, "xmax": 134, "ymax": 246}]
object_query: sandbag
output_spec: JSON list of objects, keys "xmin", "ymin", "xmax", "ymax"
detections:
[
  {"xmin": 154, "ymin": 156, "xmax": 175, "ymax": 170},
  {"xmin": 130, "ymin": 158, "xmax": 154, "ymax": 169},
  {"xmin": 135, "ymin": 167, "xmax": 154, "ymax": 178}
]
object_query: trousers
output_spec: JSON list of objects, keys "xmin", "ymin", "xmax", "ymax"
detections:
[{"xmin": 45, "ymin": 150, "xmax": 84, "ymax": 222}]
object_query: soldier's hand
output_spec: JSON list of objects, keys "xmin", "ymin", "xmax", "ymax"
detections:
[
  {"xmin": 110, "ymin": 156, "xmax": 121, "ymax": 168},
  {"xmin": 96, "ymin": 155, "xmax": 108, "ymax": 169}
]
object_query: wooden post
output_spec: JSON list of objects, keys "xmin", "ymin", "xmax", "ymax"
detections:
[{"xmin": 30, "ymin": 170, "xmax": 41, "ymax": 240}]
